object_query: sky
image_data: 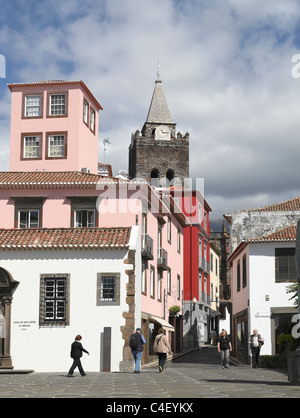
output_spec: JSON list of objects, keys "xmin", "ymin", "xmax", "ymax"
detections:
[{"xmin": 1, "ymin": 0, "xmax": 300, "ymax": 223}]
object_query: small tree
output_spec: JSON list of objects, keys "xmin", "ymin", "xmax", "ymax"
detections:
[{"xmin": 286, "ymin": 282, "xmax": 298, "ymax": 307}]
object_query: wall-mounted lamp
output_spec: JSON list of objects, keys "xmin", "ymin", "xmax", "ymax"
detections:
[{"xmin": 192, "ymin": 297, "xmax": 198, "ymax": 311}]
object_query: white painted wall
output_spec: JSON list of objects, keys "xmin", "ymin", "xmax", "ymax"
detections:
[
  {"xmin": 248, "ymin": 242, "xmax": 295, "ymax": 356},
  {"xmin": 1, "ymin": 228, "xmax": 140, "ymax": 373}
]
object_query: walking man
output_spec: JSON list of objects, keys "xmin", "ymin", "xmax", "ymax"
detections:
[
  {"xmin": 130, "ymin": 327, "xmax": 146, "ymax": 373},
  {"xmin": 249, "ymin": 329, "xmax": 264, "ymax": 368},
  {"xmin": 217, "ymin": 329, "xmax": 232, "ymax": 369},
  {"xmin": 68, "ymin": 335, "xmax": 89, "ymax": 377}
]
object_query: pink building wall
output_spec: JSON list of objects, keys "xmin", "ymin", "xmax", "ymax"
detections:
[{"xmin": 8, "ymin": 81, "xmax": 102, "ymax": 174}]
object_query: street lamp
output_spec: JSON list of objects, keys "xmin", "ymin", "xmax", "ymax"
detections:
[{"xmin": 192, "ymin": 297, "xmax": 197, "ymax": 311}]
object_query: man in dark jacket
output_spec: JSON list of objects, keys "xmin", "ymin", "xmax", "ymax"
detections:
[
  {"xmin": 130, "ymin": 328, "xmax": 146, "ymax": 373},
  {"xmin": 68, "ymin": 335, "xmax": 89, "ymax": 377}
]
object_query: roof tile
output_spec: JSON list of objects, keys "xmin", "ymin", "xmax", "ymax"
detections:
[{"xmin": 0, "ymin": 227, "xmax": 131, "ymax": 250}]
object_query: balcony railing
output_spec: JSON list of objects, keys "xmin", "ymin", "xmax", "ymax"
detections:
[
  {"xmin": 141, "ymin": 234, "xmax": 154, "ymax": 260},
  {"xmin": 157, "ymin": 247, "xmax": 168, "ymax": 270},
  {"xmin": 199, "ymin": 256, "xmax": 210, "ymax": 273}
]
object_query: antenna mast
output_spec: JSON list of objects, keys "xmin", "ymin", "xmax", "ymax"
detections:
[{"xmin": 103, "ymin": 137, "xmax": 111, "ymax": 164}]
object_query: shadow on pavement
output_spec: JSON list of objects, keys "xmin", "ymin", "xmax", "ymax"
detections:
[
  {"xmin": 171, "ymin": 346, "xmax": 220, "ymax": 366},
  {"xmin": 201, "ymin": 378, "xmax": 291, "ymax": 387}
]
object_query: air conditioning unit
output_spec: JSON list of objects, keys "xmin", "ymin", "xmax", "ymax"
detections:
[{"xmin": 81, "ymin": 167, "xmax": 90, "ymax": 174}]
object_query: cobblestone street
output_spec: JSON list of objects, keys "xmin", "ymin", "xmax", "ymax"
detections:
[{"xmin": 0, "ymin": 346, "xmax": 299, "ymax": 400}]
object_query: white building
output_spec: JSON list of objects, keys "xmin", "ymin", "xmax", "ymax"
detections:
[
  {"xmin": 0, "ymin": 225, "xmax": 141, "ymax": 372},
  {"xmin": 228, "ymin": 224, "xmax": 297, "ymax": 363}
]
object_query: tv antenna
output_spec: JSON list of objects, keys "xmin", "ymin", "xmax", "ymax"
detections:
[{"xmin": 103, "ymin": 137, "xmax": 111, "ymax": 164}]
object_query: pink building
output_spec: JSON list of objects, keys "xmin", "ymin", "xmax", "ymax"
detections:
[
  {"xmin": 0, "ymin": 80, "xmax": 186, "ymax": 370},
  {"xmin": 8, "ymin": 80, "xmax": 102, "ymax": 174}
]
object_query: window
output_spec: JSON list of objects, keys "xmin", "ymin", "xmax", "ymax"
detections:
[
  {"xmin": 97, "ymin": 273, "xmax": 120, "ymax": 306},
  {"xmin": 237, "ymin": 260, "xmax": 241, "ymax": 292},
  {"xmin": 68, "ymin": 196, "xmax": 98, "ymax": 227},
  {"xmin": 18, "ymin": 210, "xmax": 39, "ymax": 228},
  {"xmin": 47, "ymin": 133, "xmax": 67, "ymax": 158},
  {"xmin": 90, "ymin": 108, "xmax": 95, "ymax": 133},
  {"xmin": 242, "ymin": 255, "xmax": 247, "ymax": 288},
  {"xmin": 40, "ymin": 274, "xmax": 69, "ymax": 326},
  {"xmin": 177, "ymin": 274, "xmax": 180, "ymax": 300},
  {"xmin": 49, "ymin": 93, "xmax": 66, "ymax": 116},
  {"xmin": 177, "ymin": 228, "xmax": 181, "ymax": 253},
  {"xmin": 275, "ymin": 248, "xmax": 296, "ymax": 283},
  {"xmin": 101, "ymin": 276, "xmax": 116, "ymax": 301},
  {"xmin": 24, "ymin": 95, "xmax": 42, "ymax": 117},
  {"xmin": 167, "ymin": 217, "xmax": 171, "ymax": 243},
  {"xmin": 22, "ymin": 134, "xmax": 42, "ymax": 159},
  {"xmin": 74, "ymin": 210, "xmax": 95, "ymax": 227},
  {"xmin": 142, "ymin": 263, "xmax": 147, "ymax": 294},
  {"xmin": 150, "ymin": 266, "xmax": 155, "ymax": 298},
  {"xmin": 157, "ymin": 271, "xmax": 162, "ymax": 301},
  {"xmin": 83, "ymin": 100, "xmax": 88, "ymax": 125},
  {"xmin": 13, "ymin": 197, "xmax": 45, "ymax": 228},
  {"xmin": 167, "ymin": 270, "xmax": 171, "ymax": 295}
]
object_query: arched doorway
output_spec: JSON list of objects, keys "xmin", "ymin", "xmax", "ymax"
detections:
[{"xmin": 0, "ymin": 268, "xmax": 19, "ymax": 369}]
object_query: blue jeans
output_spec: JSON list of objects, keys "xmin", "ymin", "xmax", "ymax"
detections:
[{"xmin": 132, "ymin": 350, "xmax": 143, "ymax": 371}]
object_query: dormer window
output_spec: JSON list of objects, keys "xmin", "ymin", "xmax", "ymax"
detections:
[
  {"xmin": 74, "ymin": 210, "xmax": 95, "ymax": 227},
  {"xmin": 18, "ymin": 209, "xmax": 39, "ymax": 228}
]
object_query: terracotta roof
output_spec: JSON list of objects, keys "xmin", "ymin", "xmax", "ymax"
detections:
[
  {"xmin": 0, "ymin": 227, "xmax": 132, "ymax": 250},
  {"xmin": 248, "ymin": 197, "xmax": 300, "ymax": 212},
  {"xmin": 7, "ymin": 80, "xmax": 103, "ymax": 110},
  {"xmin": 0, "ymin": 171, "xmax": 118, "ymax": 189},
  {"xmin": 248, "ymin": 224, "xmax": 297, "ymax": 242}
]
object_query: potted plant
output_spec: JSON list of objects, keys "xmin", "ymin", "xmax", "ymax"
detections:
[{"xmin": 169, "ymin": 305, "xmax": 181, "ymax": 316}]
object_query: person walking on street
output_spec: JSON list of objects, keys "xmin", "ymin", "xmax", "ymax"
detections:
[
  {"xmin": 68, "ymin": 335, "xmax": 89, "ymax": 377},
  {"xmin": 217, "ymin": 329, "xmax": 232, "ymax": 369},
  {"xmin": 130, "ymin": 327, "xmax": 146, "ymax": 373},
  {"xmin": 153, "ymin": 327, "xmax": 172, "ymax": 372},
  {"xmin": 249, "ymin": 329, "xmax": 264, "ymax": 368}
]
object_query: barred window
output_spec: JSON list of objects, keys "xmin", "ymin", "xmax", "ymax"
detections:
[
  {"xmin": 40, "ymin": 274, "xmax": 69, "ymax": 327},
  {"xmin": 49, "ymin": 93, "xmax": 66, "ymax": 115},
  {"xmin": 97, "ymin": 273, "xmax": 120, "ymax": 306},
  {"xmin": 101, "ymin": 276, "xmax": 116, "ymax": 302}
]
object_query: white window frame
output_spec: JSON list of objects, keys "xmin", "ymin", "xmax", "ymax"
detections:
[
  {"xmin": 23, "ymin": 135, "xmax": 41, "ymax": 158},
  {"xmin": 74, "ymin": 209, "xmax": 95, "ymax": 227},
  {"xmin": 18, "ymin": 209, "xmax": 39, "ymax": 228},
  {"xmin": 48, "ymin": 134, "xmax": 65, "ymax": 157},
  {"xmin": 49, "ymin": 93, "xmax": 66, "ymax": 116},
  {"xmin": 25, "ymin": 95, "xmax": 41, "ymax": 117}
]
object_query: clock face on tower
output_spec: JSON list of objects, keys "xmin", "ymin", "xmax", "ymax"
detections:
[{"xmin": 155, "ymin": 125, "xmax": 170, "ymax": 140}]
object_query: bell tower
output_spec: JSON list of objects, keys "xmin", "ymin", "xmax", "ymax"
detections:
[{"xmin": 128, "ymin": 76, "xmax": 189, "ymax": 186}]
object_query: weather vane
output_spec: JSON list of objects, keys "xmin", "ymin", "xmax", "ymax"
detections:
[{"xmin": 156, "ymin": 60, "xmax": 161, "ymax": 81}]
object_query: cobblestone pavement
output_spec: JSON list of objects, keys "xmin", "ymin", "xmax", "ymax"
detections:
[{"xmin": 0, "ymin": 346, "xmax": 299, "ymax": 399}]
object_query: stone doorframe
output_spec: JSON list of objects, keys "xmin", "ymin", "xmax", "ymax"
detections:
[{"xmin": 0, "ymin": 267, "xmax": 19, "ymax": 369}]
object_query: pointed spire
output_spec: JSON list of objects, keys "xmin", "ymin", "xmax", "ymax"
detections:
[{"xmin": 146, "ymin": 68, "xmax": 173, "ymax": 124}]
